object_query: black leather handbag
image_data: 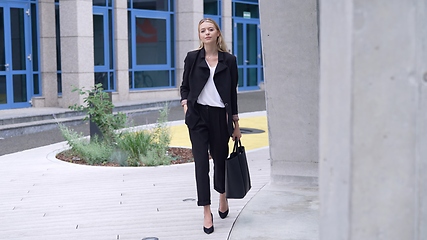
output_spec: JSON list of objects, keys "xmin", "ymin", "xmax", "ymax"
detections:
[{"xmin": 225, "ymin": 140, "xmax": 251, "ymax": 199}]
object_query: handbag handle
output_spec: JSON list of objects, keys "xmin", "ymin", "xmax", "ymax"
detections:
[{"xmin": 232, "ymin": 139, "xmax": 242, "ymax": 153}]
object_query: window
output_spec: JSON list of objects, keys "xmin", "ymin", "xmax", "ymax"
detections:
[
  {"xmin": 93, "ymin": 1, "xmax": 115, "ymax": 91},
  {"xmin": 234, "ymin": 1, "xmax": 259, "ymax": 19},
  {"xmin": 128, "ymin": 0, "xmax": 173, "ymax": 11},
  {"xmin": 232, "ymin": 0, "xmax": 263, "ymax": 90},
  {"xmin": 55, "ymin": 1, "xmax": 62, "ymax": 94},
  {"xmin": 31, "ymin": 3, "xmax": 40, "ymax": 95},
  {"xmin": 204, "ymin": 0, "xmax": 221, "ymax": 28},
  {"xmin": 128, "ymin": 1, "xmax": 175, "ymax": 89}
]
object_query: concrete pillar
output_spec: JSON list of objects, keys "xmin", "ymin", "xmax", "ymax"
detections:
[
  {"xmin": 59, "ymin": 0, "xmax": 94, "ymax": 108},
  {"xmin": 319, "ymin": 0, "xmax": 427, "ymax": 239},
  {"xmin": 114, "ymin": 0, "xmax": 129, "ymax": 102},
  {"xmin": 175, "ymin": 0, "xmax": 203, "ymax": 88},
  {"xmin": 35, "ymin": 0, "xmax": 58, "ymax": 107},
  {"xmin": 259, "ymin": 0, "xmax": 320, "ymax": 184},
  {"xmin": 222, "ymin": 0, "xmax": 232, "ymax": 53}
]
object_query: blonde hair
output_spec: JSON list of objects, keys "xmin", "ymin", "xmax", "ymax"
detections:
[{"xmin": 197, "ymin": 18, "xmax": 228, "ymax": 52}]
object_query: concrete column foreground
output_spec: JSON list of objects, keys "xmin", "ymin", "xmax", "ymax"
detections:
[
  {"xmin": 259, "ymin": 0, "xmax": 320, "ymax": 185},
  {"xmin": 319, "ymin": 1, "xmax": 427, "ymax": 239}
]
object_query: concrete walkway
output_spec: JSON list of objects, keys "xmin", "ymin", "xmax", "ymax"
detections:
[
  {"xmin": 0, "ymin": 112, "xmax": 272, "ymax": 240},
  {"xmin": 0, "ymin": 109, "xmax": 320, "ymax": 239}
]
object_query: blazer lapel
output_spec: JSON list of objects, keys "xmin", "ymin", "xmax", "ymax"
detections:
[
  {"xmin": 191, "ymin": 48, "xmax": 210, "ymax": 98},
  {"xmin": 215, "ymin": 51, "xmax": 227, "ymax": 74},
  {"xmin": 197, "ymin": 48, "xmax": 210, "ymax": 70}
]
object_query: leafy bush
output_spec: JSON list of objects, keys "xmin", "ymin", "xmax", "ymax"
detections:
[
  {"xmin": 69, "ymin": 83, "xmax": 127, "ymax": 143},
  {"xmin": 139, "ymin": 148, "xmax": 173, "ymax": 166},
  {"xmin": 115, "ymin": 105, "xmax": 172, "ymax": 166},
  {"xmin": 59, "ymin": 101, "xmax": 173, "ymax": 167},
  {"xmin": 59, "ymin": 125, "xmax": 113, "ymax": 165},
  {"xmin": 116, "ymin": 130, "xmax": 153, "ymax": 166},
  {"xmin": 151, "ymin": 105, "xmax": 171, "ymax": 152}
]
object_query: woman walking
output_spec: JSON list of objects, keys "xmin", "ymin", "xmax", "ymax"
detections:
[{"xmin": 180, "ymin": 18, "xmax": 241, "ymax": 234}]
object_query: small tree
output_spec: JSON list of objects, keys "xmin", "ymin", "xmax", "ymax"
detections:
[{"xmin": 69, "ymin": 83, "xmax": 127, "ymax": 143}]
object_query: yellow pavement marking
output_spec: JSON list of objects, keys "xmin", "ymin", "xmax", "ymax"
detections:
[{"xmin": 169, "ymin": 116, "xmax": 269, "ymax": 152}]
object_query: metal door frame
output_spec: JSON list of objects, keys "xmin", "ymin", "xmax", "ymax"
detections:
[
  {"xmin": 233, "ymin": 17, "xmax": 262, "ymax": 90},
  {"xmin": 0, "ymin": 2, "xmax": 32, "ymax": 109}
]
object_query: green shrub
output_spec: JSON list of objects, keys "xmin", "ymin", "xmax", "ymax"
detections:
[
  {"xmin": 59, "ymin": 125, "xmax": 113, "ymax": 165},
  {"xmin": 109, "ymin": 150, "xmax": 129, "ymax": 166},
  {"xmin": 152, "ymin": 105, "xmax": 171, "ymax": 152},
  {"xmin": 60, "ymin": 100, "xmax": 173, "ymax": 167},
  {"xmin": 77, "ymin": 140, "xmax": 113, "ymax": 165},
  {"xmin": 139, "ymin": 148, "xmax": 172, "ymax": 166},
  {"xmin": 69, "ymin": 83, "xmax": 127, "ymax": 143},
  {"xmin": 115, "ymin": 105, "xmax": 172, "ymax": 166},
  {"xmin": 116, "ymin": 130, "xmax": 153, "ymax": 166}
]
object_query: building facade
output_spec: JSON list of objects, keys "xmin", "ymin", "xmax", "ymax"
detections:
[{"xmin": 0, "ymin": 0, "xmax": 263, "ymax": 110}]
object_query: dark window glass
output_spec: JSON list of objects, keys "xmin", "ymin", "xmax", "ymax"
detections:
[
  {"xmin": 109, "ymin": 9, "xmax": 113, "ymax": 69},
  {"xmin": 0, "ymin": 8, "xmax": 5, "ymax": 71},
  {"xmin": 55, "ymin": 3, "xmax": 62, "ymax": 94},
  {"xmin": 109, "ymin": 71, "xmax": 115, "ymax": 89},
  {"xmin": 247, "ymin": 23, "xmax": 257, "ymax": 65},
  {"xmin": 93, "ymin": 0, "xmax": 107, "ymax": 6},
  {"xmin": 238, "ymin": 68, "xmax": 243, "ymax": 87},
  {"xmin": 135, "ymin": 18, "xmax": 167, "ymax": 65},
  {"xmin": 170, "ymin": 13, "xmax": 174, "ymax": 68},
  {"xmin": 235, "ymin": 0, "xmax": 257, "ymax": 3},
  {"xmin": 33, "ymin": 74, "xmax": 39, "ymax": 94},
  {"xmin": 0, "ymin": 76, "xmax": 6, "ymax": 104},
  {"xmin": 128, "ymin": 11, "xmax": 132, "ymax": 68},
  {"xmin": 13, "ymin": 74, "xmax": 27, "ymax": 103},
  {"xmin": 133, "ymin": 0, "xmax": 168, "ymax": 11},
  {"xmin": 204, "ymin": 0, "xmax": 218, "ymax": 15},
  {"xmin": 95, "ymin": 72, "xmax": 108, "ymax": 88},
  {"xmin": 57, "ymin": 73, "xmax": 62, "ymax": 94},
  {"xmin": 129, "ymin": 71, "xmax": 133, "ymax": 88},
  {"xmin": 170, "ymin": 70, "xmax": 175, "ymax": 86},
  {"xmin": 93, "ymin": 14, "xmax": 105, "ymax": 66},
  {"xmin": 11, "ymin": 8, "xmax": 26, "ymax": 71},
  {"xmin": 31, "ymin": 4, "xmax": 38, "ymax": 72},
  {"xmin": 247, "ymin": 68, "xmax": 257, "ymax": 86},
  {"xmin": 235, "ymin": 3, "xmax": 259, "ymax": 19},
  {"xmin": 133, "ymin": 70, "xmax": 169, "ymax": 88},
  {"xmin": 236, "ymin": 23, "xmax": 243, "ymax": 65},
  {"xmin": 55, "ymin": 4, "xmax": 61, "ymax": 71}
]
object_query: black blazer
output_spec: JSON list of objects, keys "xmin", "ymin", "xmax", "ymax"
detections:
[{"xmin": 180, "ymin": 48, "xmax": 239, "ymax": 136}]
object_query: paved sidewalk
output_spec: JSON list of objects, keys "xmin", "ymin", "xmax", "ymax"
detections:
[{"xmin": 0, "ymin": 112, "xmax": 271, "ymax": 240}]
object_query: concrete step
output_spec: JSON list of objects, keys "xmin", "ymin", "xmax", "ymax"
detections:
[{"xmin": 0, "ymin": 99, "xmax": 180, "ymax": 139}]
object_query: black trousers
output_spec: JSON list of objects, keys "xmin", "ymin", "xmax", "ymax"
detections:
[{"xmin": 189, "ymin": 103, "xmax": 230, "ymax": 206}]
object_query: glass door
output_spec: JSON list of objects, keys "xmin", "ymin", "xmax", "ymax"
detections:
[
  {"xmin": 0, "ymin": 2, "xmax": 32, "ymax": 109},
  {"xmin": 233, "ymin": 19, "xmax": 262, "ymax": 90}
]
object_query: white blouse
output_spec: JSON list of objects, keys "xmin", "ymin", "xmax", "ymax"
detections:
[{"xmin": 197, "ymin": 62, "xmax": 225, "ymax": 108}]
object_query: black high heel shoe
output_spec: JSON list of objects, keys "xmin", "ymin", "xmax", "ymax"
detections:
[
  {"xmin": 203, "ymin": 213, "xmax": 214, "ymax": 234},
  {"xmin": 219, "ymin": 200, "xmax": 229, "ymax": 219},
  {"xmin": 218, "ymin": 208, "xmax": 229, "ymax": 219}
]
